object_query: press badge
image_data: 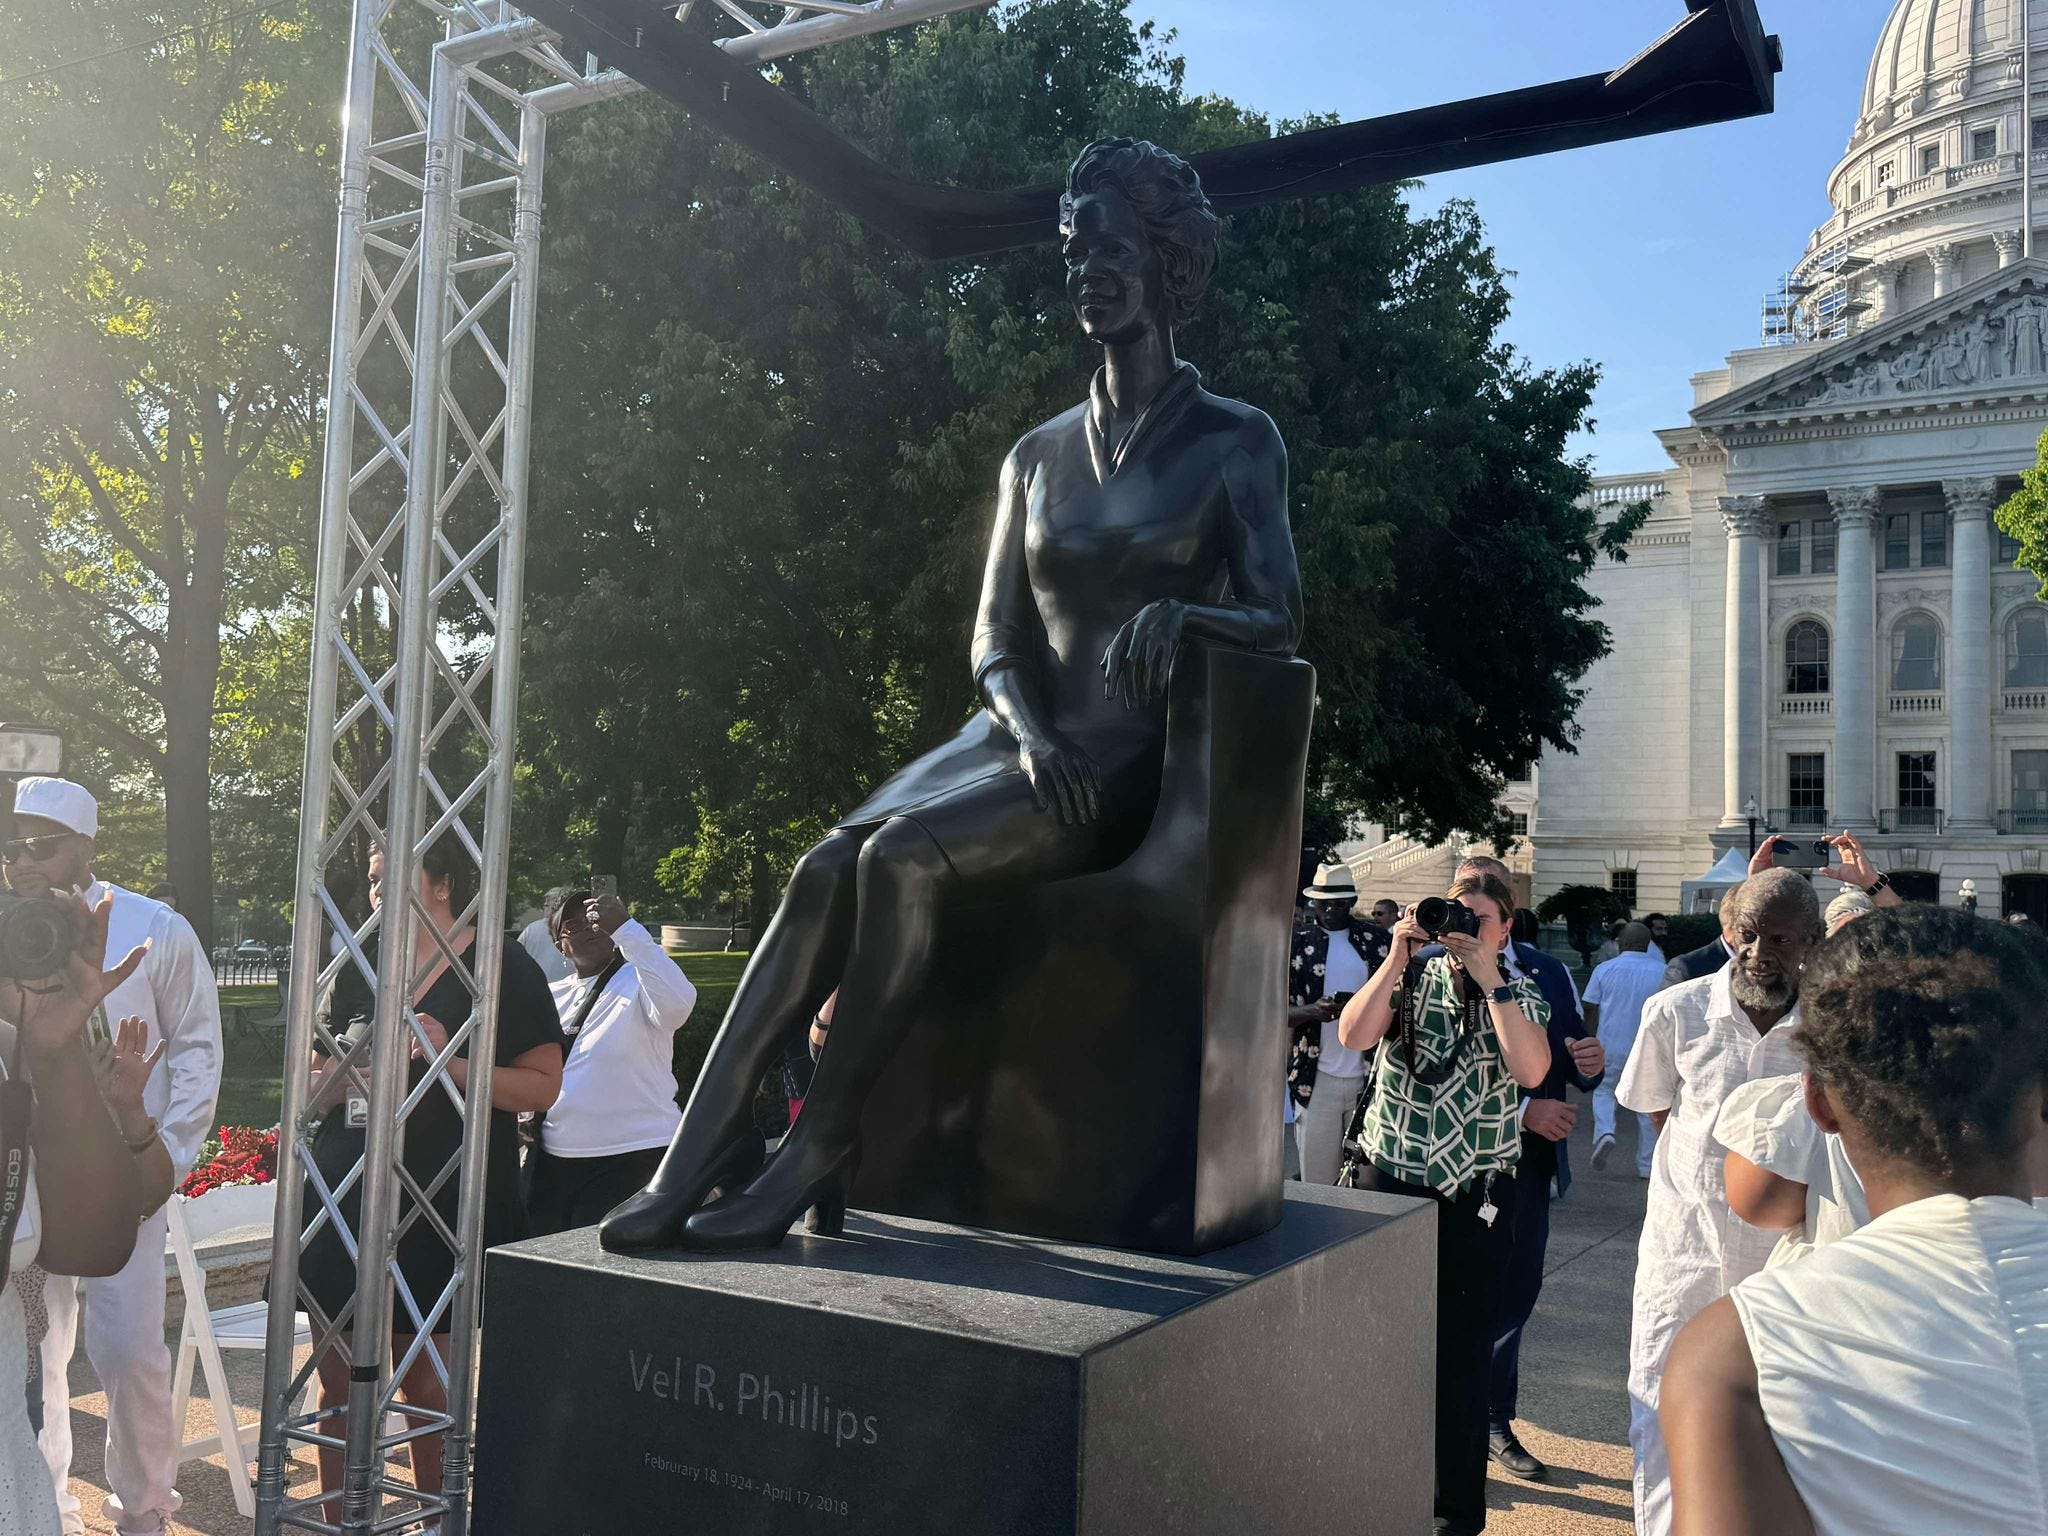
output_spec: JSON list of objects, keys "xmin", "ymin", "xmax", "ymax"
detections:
[{"xmin": 346, "ymin": 1096, "xmax": 370, "ymax": 1129}]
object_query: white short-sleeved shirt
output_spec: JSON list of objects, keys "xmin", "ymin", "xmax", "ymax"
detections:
[
  {"xmin": 1732, "ymin": 1194, "xmax": 2048, "ymax": 1535},
  {"xmin": 1582, "ymin": 950, "xmax": 1666, "ymax": 1054},
  {"xmin": 1617, "ymin": 967, "xmax": 1806, "ymax": 1398},
  {"xmin": 1712, "ymin": 1073, "xmax": 1869, "ymax": 1267}
]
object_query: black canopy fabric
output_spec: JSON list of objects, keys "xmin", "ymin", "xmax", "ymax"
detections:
[{"xmin": 515, "ymin": 0, "xmax": 1778, "ymax": 259}]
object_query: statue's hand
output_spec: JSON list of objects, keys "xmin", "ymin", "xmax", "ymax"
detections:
[
  {"xmin": 1018, "ymin": 732, "xmax": 1102, "ymax": 826},
  {"xmin": 1101, "ymin": 599, "xmax": 1185, "ymax": 708}
]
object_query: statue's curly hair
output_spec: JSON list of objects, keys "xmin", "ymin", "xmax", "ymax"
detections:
[
  {"xmin": 1060, "ymin": 138, "xmax": 1222, "ymax": 326},
  {"xmin": 1798, "ymin": 906, "xmax": 2048, "ymax": 1179}
]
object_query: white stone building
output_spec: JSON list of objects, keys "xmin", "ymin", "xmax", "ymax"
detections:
[{"xmin": 1535, "ymin": 0, "xmax": 2048, "ymax": 922}]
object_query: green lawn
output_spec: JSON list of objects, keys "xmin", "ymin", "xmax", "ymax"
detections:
[{"xmin": 209, "ymin": 952, "xmax": 750, "ymax": 1130}]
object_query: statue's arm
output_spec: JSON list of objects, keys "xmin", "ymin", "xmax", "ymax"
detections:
[
  {"xmin": 1181, "ymin": 418, "xmax": 1303, "ymax": 655},
  {"xmin": 971, "ymin": 448, "xmax": 1057, "ymax": 747}
]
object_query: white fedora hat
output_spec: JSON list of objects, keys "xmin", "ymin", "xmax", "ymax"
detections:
[{"xmin": 1301, "ymin": 862, "xmax": 1358, "ymax": 902}]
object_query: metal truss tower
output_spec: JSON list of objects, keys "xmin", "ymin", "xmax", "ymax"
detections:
[{"xmin": 258, "ymin": 4, "xmax": 990, "ymax": 1532}]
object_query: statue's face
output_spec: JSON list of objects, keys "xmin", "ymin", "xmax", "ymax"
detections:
[{"xmin": 1063, "ymin": 189, "xmax": 1163, "ymax": 344}]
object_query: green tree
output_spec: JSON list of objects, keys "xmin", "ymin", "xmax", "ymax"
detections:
[
  {"xmin": 1998, "ymin": 432, "xmax": 2048, "ymax": 597},
  {"xmin": 514, "ymin": 0, "xmax": 1634, "ymax": 913},
  {"xmin": 0, "ymin": 2, "xmax": 340, "ymax": 945}
]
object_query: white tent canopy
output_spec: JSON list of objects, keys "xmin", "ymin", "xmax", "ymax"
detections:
[{"xmin": 1679, "ymin": 846, "xmax": 1750, "ymax": 914}]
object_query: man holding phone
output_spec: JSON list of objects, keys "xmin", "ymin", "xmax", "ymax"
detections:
[{"xmin": 1287, "ymin": 864, "xmax": 1390, "ymax": 1184}]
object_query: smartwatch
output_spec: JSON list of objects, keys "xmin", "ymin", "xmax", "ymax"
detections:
[
  {"xmin": 1487, "ymin": 985, "xmax": 1514, "ymax": 1005},
  {"xmin": 1863, "ymin": 871, "xmax": 1891, "ymax": 896}
]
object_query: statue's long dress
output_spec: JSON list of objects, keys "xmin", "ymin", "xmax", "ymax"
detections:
[{"xmin": 833, "ymin": 363, "xmax": 1299, "ymax": 887}]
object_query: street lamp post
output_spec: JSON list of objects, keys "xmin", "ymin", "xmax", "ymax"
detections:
[
  {"xmin": 1744, "ymin": 794, "xmax": 1761, "ymax": 859},
  {"xmin": 1959, "ymin": 877, "xmax": 1979, "ymax": 915}
]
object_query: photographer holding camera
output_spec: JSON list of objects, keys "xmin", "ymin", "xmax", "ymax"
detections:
[
  {"xmin": 1336, "ymin": 872, "xmax": 1551, "ymax": 1536},
  {"xmin": 0, "ymin": 886, "xmax": 175, "ymax": 1536},
  {"xmin": 6, "ymin": 778, "xmax": 220, "ymax": 1536}
]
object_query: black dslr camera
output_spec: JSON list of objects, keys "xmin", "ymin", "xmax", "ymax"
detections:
[
  {"xmin": 1413, "ymin": 896, "xmax": 1482, "ymax": 939},
  {"xmin": 0, "ymin": 893, "xmax": 79, "ymax": 983}
]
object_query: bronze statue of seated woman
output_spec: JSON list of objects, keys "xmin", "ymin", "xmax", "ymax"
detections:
[{"xmin": 600, "ymin": 136, "xmax": 1303, "ymax": 1254}]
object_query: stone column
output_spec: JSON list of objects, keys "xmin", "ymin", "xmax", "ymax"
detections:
[
  {"xmin": 1721, "ymin": 496, "xmax": 1767, "ymax": 828},
  {"xmin": 1857, "ymin": 260, "xmax": 1900, "ymax": 326},
  {"xmin": 1947, "ymin": 477, "xmax": 1997, "ymax": 829},
  {"xmin": 1929, "ymin": 242, "xmax": 1959, "ymax": 298},
  {"xmin": 1995, "ymin": 230, "xmax": 2023, "ymax": 268},
  {"xmin": 1830, "ymin": 486, "xmax": 1880, "ymax": 829}
]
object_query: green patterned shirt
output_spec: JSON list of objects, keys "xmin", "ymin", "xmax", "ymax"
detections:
[{"xmin": 1359, "ymin": 955, "xmax": 1548, "ymax": 1196}]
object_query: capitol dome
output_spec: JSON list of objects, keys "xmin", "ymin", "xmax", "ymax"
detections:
[
  {"xmin": 1860, "ymin": 0, "xmax": 2048, "ymax": 122},
  {"xmin": 1780, "ymin": 0, "xmax": 2048, "ymax": 340}
]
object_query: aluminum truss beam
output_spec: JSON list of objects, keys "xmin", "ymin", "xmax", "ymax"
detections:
[{"xmin": 262, "ymin": 4, "xmax": 994, "ymax": 1532}]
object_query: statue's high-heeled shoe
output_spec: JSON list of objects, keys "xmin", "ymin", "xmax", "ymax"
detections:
[
  {"xmin": 598, "ymin": 1127, "xmax": 767, "ymax": 1252},
  {"xmin": 679, "ymin": 1139, "xmax": 861, "ymax": 1252}
]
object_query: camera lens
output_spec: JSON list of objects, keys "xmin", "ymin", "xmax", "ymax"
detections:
[
  {"xmin": 1810, "ymin": 840, "xmax": 1831, "ymax": 858},
  {"xmin": 1414, "ymin": 896, "xmax": 1450, "ymax": 935},
  {"xmin": 0, "ymin": 895, "xmax": 74, "ymax": 982}
]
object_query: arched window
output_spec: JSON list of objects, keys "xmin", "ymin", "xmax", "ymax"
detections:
[
  {"xmin": 1785, "ymin": 620, "xmax": 1830, "ymax": 694},
  {"xmin": 1891, "ymin": 613, "xmax": 1943, "ymax": 692},
  {"xmin": 2006, "ymin": 608, "xmax": 2048, "ymax": 688}
]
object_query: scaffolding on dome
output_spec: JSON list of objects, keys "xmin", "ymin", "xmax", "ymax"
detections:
[
  {"xmin": 1762, "ymin": 240, "xmax": 1870, "ymax": 347},
  {"xmin": 260, "ymin": 3, "xmax": 1779, "ymax": 1532}
]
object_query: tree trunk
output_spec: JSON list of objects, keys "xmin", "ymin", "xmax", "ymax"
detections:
[
  {"xmin": 161, "ymin": 656, "xmax": 216, "ymax": 953},
  {"xmin": 591, "ymin": 798, "xmax": 630, "ymax": 886},
  {"xmin": 746, "ymin": 840, "xmax": 775, "ymax": 949}
]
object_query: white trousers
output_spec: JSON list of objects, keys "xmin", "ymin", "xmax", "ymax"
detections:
[
  {"xmin": 1628, "ymin": 1305, "xmax": 1682, "ymax": 1536},
  {"xmin": 38, "ymin": 1207, "xmax": 179, "ymax": 1535},
  {"xmin": 1295, "ymin": 1072, "xmax": 1365, "ymax": 1185},
  {"xmin": 1591, "ymin": 1086, "xmax": 1659, "ymax": 1175}
]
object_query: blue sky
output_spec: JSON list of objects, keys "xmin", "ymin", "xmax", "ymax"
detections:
[{"xmin": 1157, "ymin": 1, "xmax": 1890, "ymax": 474}]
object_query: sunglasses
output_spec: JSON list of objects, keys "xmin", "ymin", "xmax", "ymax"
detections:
[{"xmin": 1, "ymin": 833, "xmax": 75, "ymax": 863}]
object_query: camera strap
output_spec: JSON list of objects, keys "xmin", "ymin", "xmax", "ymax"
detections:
[
  {"xmin": 1396, "ymin": 959, "xmax": 1486, "ymax": 1089},
  {"xmin": 0, "ymin": 1030, "xmax": 34, "ymax": 1293}
]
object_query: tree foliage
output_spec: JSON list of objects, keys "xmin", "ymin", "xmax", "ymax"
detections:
[
  {"xmin": 0, "ymin": 1, "xmax": 340, "ymax": 943},
  {"xmin": 514, "ymin": 0, "xmax": 1630, "ymax": 908},
  {"xmin": 1998, "ymin": 430, "xmax": 2048, "ymax": 598}
]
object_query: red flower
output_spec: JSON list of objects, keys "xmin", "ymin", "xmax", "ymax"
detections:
[{"xmin": 178, "ymin": 1124, "xmax": 280, "ymax": 1199}]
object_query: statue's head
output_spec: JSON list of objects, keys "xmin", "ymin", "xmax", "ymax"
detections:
[{"xmin": 1059, "ymin": 138, "xmax": 1221, "ymax": 344}]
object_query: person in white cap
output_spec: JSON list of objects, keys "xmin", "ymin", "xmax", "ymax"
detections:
[
  {"xmin": 3, "ymin": 777, "xmax": 221, "ymax": 1536},
  {"xmin": 1286, "ymin": 862, "xmax": 1391, "ymax": 1183}
]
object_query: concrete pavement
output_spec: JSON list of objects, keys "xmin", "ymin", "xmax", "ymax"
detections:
[{"xmin": 1485, "ymin": 1110, "xmax": 1651, "ymax": 1534}]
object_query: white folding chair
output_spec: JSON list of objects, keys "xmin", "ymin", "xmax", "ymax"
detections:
[{"xmin": 166, "ymin": 1181, "xmax": 311, "ymax": 1518}]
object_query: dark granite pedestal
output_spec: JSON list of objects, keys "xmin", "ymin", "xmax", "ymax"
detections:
[{"xmin": 474, "ymin": 1183, "xmax": 1434, "ymax": 1536}]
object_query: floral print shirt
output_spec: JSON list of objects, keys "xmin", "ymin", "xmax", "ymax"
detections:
[{"xmin": 1287, "ymin": 917, "xmax": 1393, "ymax": 1107}]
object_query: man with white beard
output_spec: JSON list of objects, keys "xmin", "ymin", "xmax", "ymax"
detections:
[{"xmin": 1614, "ymin": 868, "xmax": 1821, "ymax": 1536}]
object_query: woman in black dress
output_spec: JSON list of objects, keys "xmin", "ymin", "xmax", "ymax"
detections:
[
  {"xmin": 298, "ymin": 841, "xmax": 562, "ymax": 1520},
  {"xmin": 602, "ymin": 137, "xmax": 1302, "ymax": 1253}
]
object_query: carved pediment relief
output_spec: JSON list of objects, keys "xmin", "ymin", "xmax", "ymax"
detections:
[
  {"xmin": 1781, "ymin": 294, "xmax": 2047, "ymax": 407},
  {"xmin": 1698, "ymin": 263, "xmax": 2048, "ymax": 429}
]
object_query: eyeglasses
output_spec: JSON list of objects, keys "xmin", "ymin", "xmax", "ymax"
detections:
[{"xmin": 1, "ymin": 833, "xmax": 74, "ymax": 863}]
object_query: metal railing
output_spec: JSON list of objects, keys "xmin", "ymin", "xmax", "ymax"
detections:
[
  {"xmin": 1878, "ymin": 808, "xmax": 1945, "ymax": 834},
  {"xmin": 1768, "ymin": 805, "xmax": 1830, "ymax": 830},
  {"xmin": 1997, "ymin": 809, "xmax": 2048, "ymax": 835}
]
